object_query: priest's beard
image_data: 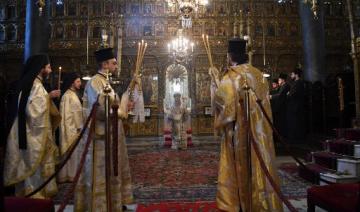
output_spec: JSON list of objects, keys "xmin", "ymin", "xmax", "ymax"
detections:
[{"xmin": 40, "ymin": 71, "xmax": 50, "ymax": 80}]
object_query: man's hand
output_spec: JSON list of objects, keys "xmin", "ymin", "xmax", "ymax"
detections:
[
  {"xmin": 208, "ymin": 67, "xmax": 219, "ymax": 78},
  {"xmin": 130, "ymin": 73, "xmax": 141, "ymax": 85},
  {"xmin": 134, "ymin": 74, "xmax": 141, "ymax": 84},
  {"xmin": 49, "ymin": 90, "xmax": 61, "ymax": 99}
]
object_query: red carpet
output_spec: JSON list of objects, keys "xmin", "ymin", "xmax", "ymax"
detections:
[
  {"xmin": 5, "ymin": 197, "xmax": 54, "ymax": 212},
  {"xmin": 129, "ymin": 149, "xmax": 219, "ymax": 188},
  {"xmin": 136, "ymin": 201, "xmax": 221, "ymax": 212},
  {"xmin": 53, "ymin": 151, "xmax": 313, "ymax": 204}
]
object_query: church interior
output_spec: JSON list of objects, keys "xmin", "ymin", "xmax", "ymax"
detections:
[{"xmin": 1, "ymin": 0, "xmax": 360, "ymax": 211}]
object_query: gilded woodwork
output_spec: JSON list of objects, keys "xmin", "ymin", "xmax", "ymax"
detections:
[
  {"xmin": 0, "ymin": 0, "xmax": 356, "ymax": 136},
  {"xmin": 128, "ymin": 117, "xmax": 159, "ymax": 136}
]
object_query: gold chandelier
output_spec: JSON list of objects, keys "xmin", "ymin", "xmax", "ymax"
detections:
[{"xmin": 167, "ymin": 30, "xmax": 194, "ymax": 64}]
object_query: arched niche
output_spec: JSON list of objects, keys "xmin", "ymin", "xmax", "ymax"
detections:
[
  {"xmin": 163, "ymin": 63, "xmax": 192, "ymax": 146},
  {"xmin": 163, "ymin": 64, "xmax": 191, "ymax": 110}
]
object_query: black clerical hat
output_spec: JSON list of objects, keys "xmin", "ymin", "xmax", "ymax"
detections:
[
  {"xmin": 94, "ymin": 48, "xmax": 115, "ymax": 63},
  {"xmin": 279, "ymin": 73, "xmax": 288, "ymax": 80},
  {"xmin": 228, "ymin": 38, "xmax": 246, "ymax": 55},
  {"xmin": 293, "ymin": 68, "xmax": 302, "ymax": 77},
  {"xmin": 21, "ymin": 54, "xmax": 50, "ymax": 77},
  {"xmin": 61, "ymin": 72, "xmax": 80, "ymax": 95},
  {"xmin": 173, "ymin": 93, "xmax": 181, "ymax": 98}
]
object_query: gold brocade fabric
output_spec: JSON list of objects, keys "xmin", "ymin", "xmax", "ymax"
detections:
[
  {"xmin": 214, "ymin": 64, "xmax": 283, "ymax": 212},
  {"xmin": 75, "ymin": 73, "xmax": 133, "ymax": 212},
  {"xmin": 59, "ymin": 89, "xmax": 84, "ymax": 182},
  {"xmin": 4, "ymin": 78, "xmax": 60, "ymax": 198}
]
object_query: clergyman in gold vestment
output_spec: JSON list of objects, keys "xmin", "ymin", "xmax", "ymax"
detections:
[
  {"xmin": 4, "ymin": 54, "xmax": 61, "ymax": 198},
  {"xmin": 58, "ymin": 72, "xmax": 83, "ymax": 182},
  {"xmin": 74, "ymin": 48, "xmax": 133, "ymax": 211},
  {"xmin": 168, "ymin": 93, "xmax": 189, "ymax": 150},
  {"xmin": 213, "ymin": 39, "xmax": 283, "ymax": 212}
]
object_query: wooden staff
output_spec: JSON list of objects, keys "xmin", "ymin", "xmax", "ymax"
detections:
[
  {"xmin": 243, "ymin": 76, "xmax": 253, "ymax": 212},
  {"xmin": 112, "ymin": 94, "xmax": 119, "ymax": 176},
  {"xmin": 103, "ymin": 83, "xmax": 112, "ymax": 212}
]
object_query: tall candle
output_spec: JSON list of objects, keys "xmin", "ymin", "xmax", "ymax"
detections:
[{"xmin": 58, "ymin": 66, "xmax": 62, "ymax": 89}]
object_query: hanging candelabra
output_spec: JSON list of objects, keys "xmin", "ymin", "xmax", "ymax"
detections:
[{"xmin": 167, "ymin": 30, "xmax": 194, "ymax": 64}]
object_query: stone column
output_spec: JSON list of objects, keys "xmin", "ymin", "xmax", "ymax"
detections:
[
  {"xmin": 24, "ymin": 0, "xmax": 51, "ymax": 61},
  {"xmin": 346, "ymin": 0, "xmax": 360, "ymax": 120},
  {"xmin": 298, "ymin": 0, "xmax": 326, "ymax": 82},
  {"xmin": 355, "ymin": 40, "xmax": 360, "ymax": 122}
]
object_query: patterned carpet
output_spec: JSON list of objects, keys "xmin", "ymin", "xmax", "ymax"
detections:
[
  {"xmin": 130, "ymin": 149, "xmax": 313, "ymax": 203},
  {"xmin": 278, "ymin": 162, "xmax": 314, "ymax": 200},
  {"xmin": 130, "ymin": 149, "xmax": 219, "ymax": 188},
  {"xmin": 136, "ymin": 201, "xmax": 220, "ymax": 212},
  {"xmin": 54, "ymin": 148, "xmax": 313, "ymax": 206}
]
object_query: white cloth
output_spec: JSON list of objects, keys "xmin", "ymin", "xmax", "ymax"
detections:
[
  {"xmin": 58, "ymin": 89, "xmax": 83, "ymax": 182},
  {"xmin": 131, "ymin": 84, "xmax": 145, "ymax": 123},
  {"xmin": 4, "ymin": 78, "xmax": 59, "ymax": 198}
]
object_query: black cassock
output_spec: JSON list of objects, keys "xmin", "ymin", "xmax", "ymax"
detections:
[
  {"xmin": 271, "ymin": 83, "xmax": 290, "ymax": 138},
  {"xmin": 286, "ymin": 79, "xmax": 306, "ymax": 141},
  {"xmin": 270, "ymin": 88, "xmax": 279, "ymax": 113}
]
